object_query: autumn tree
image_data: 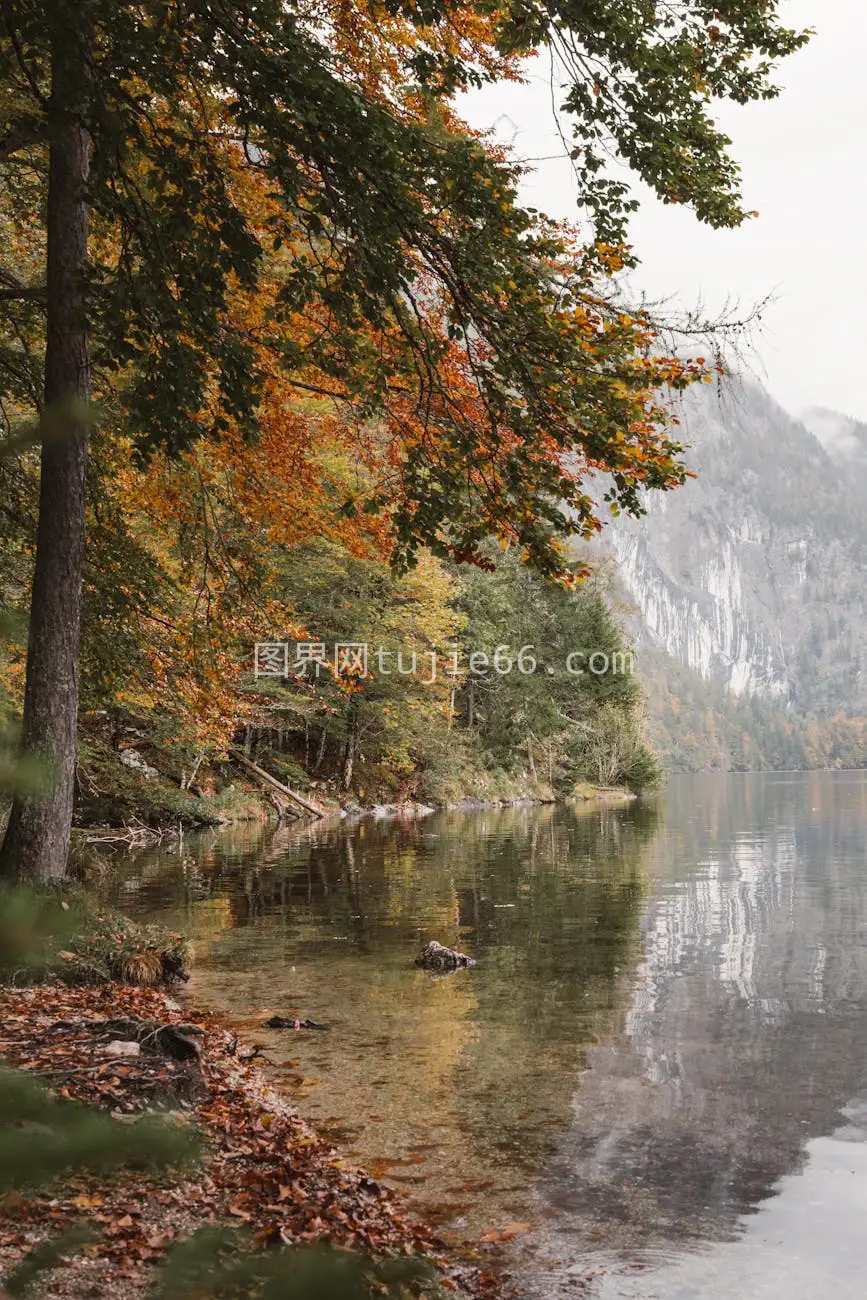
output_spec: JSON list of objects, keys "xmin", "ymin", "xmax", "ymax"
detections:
[{"xmin": 0, "ymin": 0, "xmax": 807, "ymax": 878}]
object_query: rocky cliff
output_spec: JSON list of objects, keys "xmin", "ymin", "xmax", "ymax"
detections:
[{"xmin": 600, "ymin": 379, "xmax": 867, "ymax": 718}]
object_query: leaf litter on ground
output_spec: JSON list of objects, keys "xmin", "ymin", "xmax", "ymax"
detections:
[{"xmin": 0, "ymin": 983, "xmax": 504, "ymax": 1299}]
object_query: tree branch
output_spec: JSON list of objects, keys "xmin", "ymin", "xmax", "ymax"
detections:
[
  {"xmin": 1, "ymin": 14, "xmax": 49, "ymax": 109},
  {"xmin": 0, "ymin": 115, "xmax": 43, "ymax": 160},
  {"xmin": 0, "ymin": 285, "xmax": 47, "ymax": 302}
]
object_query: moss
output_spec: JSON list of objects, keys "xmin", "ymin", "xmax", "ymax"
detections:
[
  {"xmin": 75, "ymin": 760, "xmax": 223, "ymax": 829},
  {"xmin": 0, "ymin": 889, "xmax": 190, "ymax": 989},
  {"xmin": 58, "ymin": 908, "xmax": 189, "ymax": 987},
  {"xmin": 74, "ymin": 732, "xmax": 247, "ymax": 829}
]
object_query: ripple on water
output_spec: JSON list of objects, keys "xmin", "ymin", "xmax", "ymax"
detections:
[{"xmin": 524, "ymin": 1246, "xmax": 694, "ymax": 1298}]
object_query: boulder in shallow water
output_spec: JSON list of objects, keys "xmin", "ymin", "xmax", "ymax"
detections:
[{"xmin": 414, "ymin": 940, "xmax": 476, "ymax": 971}]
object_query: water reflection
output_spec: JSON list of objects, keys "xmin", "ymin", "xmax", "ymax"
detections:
[
  {"xmin": 109, "ymin": 773, "xmax": 867, "ymax": 1295},
  {"xmin": 109, "ymin": 799, "xmax": 659, "ymax": 1233},
  {"xmin": 524, "ymin": 772, "xmax": 867, "ymax": 1296}
]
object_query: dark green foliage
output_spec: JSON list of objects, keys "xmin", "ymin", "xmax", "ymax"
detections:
[
  {"xmin": 0, "ymin": 886, "xmax": 188, "ymax": 985},
  {"xmin": 3, "ymin": 1223, "xmax": 98, "ymax": 1297},
  {"xmin": 0, "ymin": 1063, "xmax": 428, "ymax": 1298},
  {"xmin": 154, "ymin": 1228, "xmax": 429, "ymax": 1299},
  {"xmin": 0, "ymin": 883, "xmax": 80, "ymax": 980},
  {"xmin": 523, "ymin": 0, "xmax": 810, "ymax": 243},
  {"xmin": 453, "ymin": 549, "xmax": 660, "ymax": 792},
  {"xmin": 0, "ymin": 1068, "xmax": 200, "ymax": 1193}
]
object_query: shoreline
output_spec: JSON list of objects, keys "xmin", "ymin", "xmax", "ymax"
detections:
[
  {"xmin": 69, "ymin": 718, "xmax": 645, "ymax": 839},
  {"xmin": 71, "ymin": 784, "xmax": 639, "ymax": 844},
  {"xmin": 0, "ymin": 981, "xmax": 503, "ymax": 1299}
]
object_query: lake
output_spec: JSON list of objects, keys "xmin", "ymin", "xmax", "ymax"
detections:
[{"xmin": 108, "ymin": 771, "xmax": 867, "ymax": 1298}]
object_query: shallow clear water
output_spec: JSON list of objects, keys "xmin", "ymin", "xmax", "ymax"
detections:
[{"xmin": 109, "ymin": 772, "xmax": 867, "ymax": 1296}]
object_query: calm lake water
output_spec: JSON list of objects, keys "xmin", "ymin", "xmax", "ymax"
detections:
[{"xmin": 108, "ymin": 771, "xmax": 867, "ymax": 1297}]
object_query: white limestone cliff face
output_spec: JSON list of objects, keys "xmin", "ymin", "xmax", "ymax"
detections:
[
  {"xmin": 608, "ymin": 525, "xmax": 787, "ymax": 699},
  {"xmin": 598, "ymin": 379, "xmax": 867, "ymax": 714}
]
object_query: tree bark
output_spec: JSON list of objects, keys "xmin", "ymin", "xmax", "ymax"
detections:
[
  {"xmin": 0, "ymin": 17, "xmax": 91, "ymax": 882},
  {"xmin": 313, "ymin": 724, "xmax": 327, "ymax": 773},
  {"xmin": 341, "ymin": 732, "xmax": 355, "ymax": 790},
  {"xmin": 341, "ymin": 706, "xmax": 357, "ymax": 790}
]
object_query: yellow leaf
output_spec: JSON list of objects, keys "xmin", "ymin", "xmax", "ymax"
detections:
[{"xmin": 73, "ymin": 1193, "xmax": 104, "ymax": 1209}]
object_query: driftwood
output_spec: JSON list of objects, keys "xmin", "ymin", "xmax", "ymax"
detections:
[
  {"xmin": 229, "ymin": 749, "xmax": 324, "ymax": 820},
  {"xmin": 57, "ymin": 1016, "xmax": 204, "ymax": 1061},
  {"xmin": 74, "ymin": 821, "xmax": 175, "ymax": 847},
  {"xmin": 265, "ymin": 1016, "xmax": 326, "ymax": 1030}
]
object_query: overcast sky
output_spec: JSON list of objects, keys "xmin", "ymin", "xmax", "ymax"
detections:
[{"xmin": 460, "ymin": 1, "xmax": 865, "ymax": 422}]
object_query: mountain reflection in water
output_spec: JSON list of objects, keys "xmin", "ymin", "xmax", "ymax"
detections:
[{"xmin": 108, "ymin": 772, "xmax": 867, "ymax": 1297}]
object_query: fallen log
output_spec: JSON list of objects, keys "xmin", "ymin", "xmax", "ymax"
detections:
[
  {"xmin": 265, "ymin": 786, "xmax": 303, "ymax": 823},
  {"xmin": 229, "ymin": 749, "xmax": 324, "ymax": 819}
]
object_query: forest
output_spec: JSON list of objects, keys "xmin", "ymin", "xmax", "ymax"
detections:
[
  {"xmin": 0, "ymin": 0, "xmax": 809, "ymax": 1296},
  {"xmin": 641, "ymin": 648, "xmax": 867, "ymax": 774}
]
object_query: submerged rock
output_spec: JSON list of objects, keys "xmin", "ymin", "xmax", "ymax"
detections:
[
  {"xmin": 414, "ymin": 941, "xmax": 476, "ymax": 972},
  {"xmin": 265, "ymin": 1015, "xmax": 326, "ymax": 1030}
]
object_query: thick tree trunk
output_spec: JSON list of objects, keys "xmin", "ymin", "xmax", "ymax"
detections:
[{"xmin": 0, "ymin": 20, "xmax": 91, "ymax": 882}]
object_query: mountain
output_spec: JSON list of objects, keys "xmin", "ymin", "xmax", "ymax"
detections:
[
  {"xmin": 600, "ymin": 379, "xmax": 867, "ymax": 713},
  {"xmin": 802, "ymin": 406, "xmax": 867, "ymax": 491},
  {"xmin": 592, "ymin": 380, "xmax": 867, "ymax": 770}
]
